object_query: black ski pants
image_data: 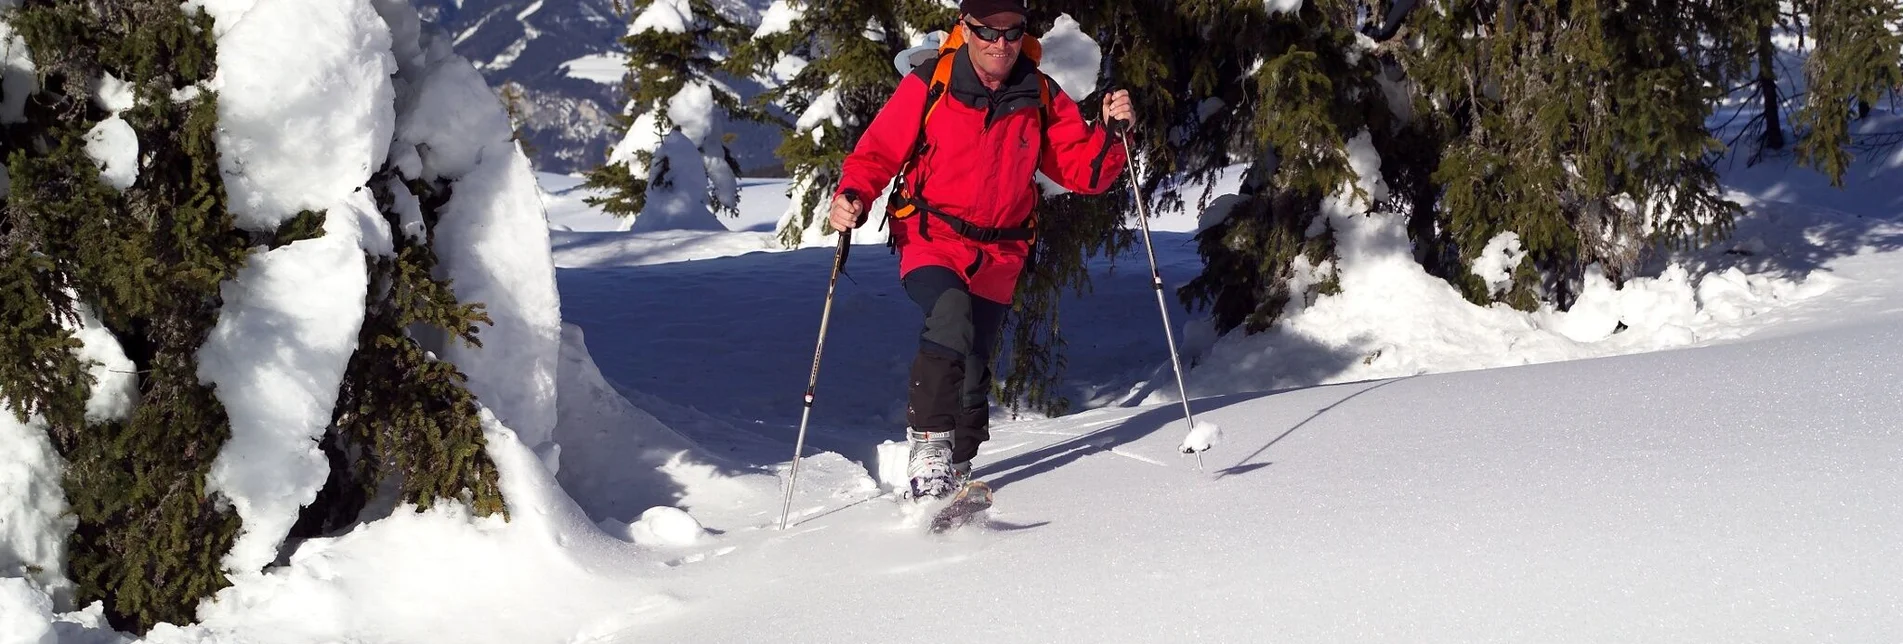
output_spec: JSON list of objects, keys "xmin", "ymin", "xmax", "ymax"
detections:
[{"xmin": 902, "ymin": 266, "xmax": 1008, "ymax": 465}]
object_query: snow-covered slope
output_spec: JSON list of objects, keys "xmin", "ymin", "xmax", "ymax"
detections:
[
  {"xmin": 77, "ymin": 209, "xmax": 1897, "ymax": 642},
  {"xmin": 618, "ymin": 268, "xmax": 1903, "ymax": 642}
]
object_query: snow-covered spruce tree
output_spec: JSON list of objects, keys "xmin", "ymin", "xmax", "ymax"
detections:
[
  {"xmin": 1408, "ymin": 0, "xmax": 1742, "ymax": 307},
  {"xmin": 0, "ymin": 0, "xmax": 551, "ymax": 632},
  {"xmin": 1147, "ymin": 0, "xmax": 1764, "ymax": 336},
  {"xmin": 1095, "ymin": 0, "xmax": 1378, "ymax": 336},
  {"xmin": 734, "ymin": 0, "xmax": 957, "ymax": 248},
  {"xmin": 295, "ymin": 0, "xmax": 570, "ymax": 540},
  {"xmin": 0, "ymin": 0, "xmax": 246, "ymax": 631},
  {"xmin": 584, "ymin": 0, "xmax": 748, "ymax": 231},
  {"xmin": 1792, "ymin": 0, "xmax": 1902, "ymax": 185},
  {"xmin": 290, "ymin": 167, "xmax": 508, "ymax": 537}
]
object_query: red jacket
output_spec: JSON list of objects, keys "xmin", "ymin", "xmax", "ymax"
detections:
[{"xmin": 836, "ymin": 47, "xmax": 1128, "ymax": 304}]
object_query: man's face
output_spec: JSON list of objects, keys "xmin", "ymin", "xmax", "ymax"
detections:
[{"xmin": 964, "ymin": 11, "xmax": 1025, "ymax": 80}]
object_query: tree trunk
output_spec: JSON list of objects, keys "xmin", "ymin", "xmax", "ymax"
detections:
[{"xmin": 1758, "ymin": 22, "xmax": 1785, "ymax": 151}]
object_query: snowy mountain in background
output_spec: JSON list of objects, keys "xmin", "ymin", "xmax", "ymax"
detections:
[
  {"xmin": 413, "ymin": 0, "xmax": 785, "ymax": 176},
  {"xmin": 409, "ymin": 0, "xmax": 622, "ymax": 174}
]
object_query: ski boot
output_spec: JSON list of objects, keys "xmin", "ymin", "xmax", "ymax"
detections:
[{"xmin": 906, "ymin": 429, "xmax": 957, "ymax": 500}]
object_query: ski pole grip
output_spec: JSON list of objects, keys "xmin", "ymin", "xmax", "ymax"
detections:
[
  {"xmin": 835, "ymin": 189, "xmax": 862, "ymax": 269},
  {"xmin": 1101, "ymin": 84, "xmax": 1133, "ymax": 136},
  {"xmin": 842, "ymin": 189, "xmax": 867, "ymax": 227}
]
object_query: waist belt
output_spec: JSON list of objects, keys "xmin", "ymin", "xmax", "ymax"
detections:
[{"xmin": 890, "ymin": 197, "xmax": 1035, "ymax": 243}]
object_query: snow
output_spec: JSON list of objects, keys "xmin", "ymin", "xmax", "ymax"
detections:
[
  {"xmin": 1471, "ymin": 231, "xmax": 1527, "ymax": 295},
  {"xmin": 514, "ymin": 0, "xmax": 543, "ymax": 21},
  {"xmin": 90, "ymin": 73, "xmax": 134, "ymax": 113},
  {"xmin": 631, "ymin": 0, "xmax": 692, "ymax": 35},
  {"xmin": 541, "ymin": 172, "xmax": 786, "ymax": 237},
  {"xmin": 753, "ymin": 0, "xmax": 799, "ymax": 37},
  {"xmin": 4, "ymin": 305, "xmax": 142, "ymax": 611},
  {"xmin": 20, "ymin": 140, "xmax": 1903, "ymax": 644},
  {"xmin": 82, "ymin": 117, "xmax": 137, "ymax": 191},
  {"xmin": 766, "ymin": 53, "xmax": 807, "ymax": 86},
  {"xmin": 0, "ymin": 579, "xmax": 121, "ymax": 644},
  {"xmin": 385, "ymin": 0, "xmax": 564, "ymax": 451},
  {"xmin": 137, "ymin": 410, "xmax": 672, "ymax": 644},
  {"xmin": 210, "ymin": 0, "xmax": 395, "ymax": 232},
  {"xmin": 605, "ymin": 112, "xmax": 663, "ymax": 182},
  {"xmin": 0, "ymin": 578, "xmax": 54, "ymax": 644},
  {"xmin": 559, "ymin": 53, "xmax": 624, "ymax": 85},
  {"xmin": 1176, "ymin": 419, "xmax": 1222, "ymax": 453},
  {"xmin": 82, "ymin": 72, "xmax": 141, "ymax": 191},
  {"xmin": 630, "ymin": 131, "xmax": 724, "ymax": 232},
  {"xmin": 1342, "ymin": 127, "xmax": 1389, "ymax": 205},
  {"xmin": 598, "ymin": 80, "xmax": 736, "ymax": 232},
  {"xmin": 429, "ymin": 145, "xmax": 565, "ymax": 449},
  {"xmin": 1175, "ymin": 195, "xmax": 1848, "ymax": 396},
  {"xmin": 546, "ymin": 322, "xmax": 752, "ymax": 526},
  {"xmin": 666, "ymin": 82, "xmax": 717, "ymax": 151},
  {"xmin": 1036, "ymin": 14, "xmax": 1101, "ymax": 100},
  {"xmin": 9, "ymin": 4, "xmax": 1903, "ymax": 642},
  {"xmin": 0, "ymin": 305, "xmax": 138, "ymax": 606},
  {"xmin": 1265, "ymin": 0, "xmax": 1304, "ymax": 15},
  {"xmin": 480, "ymin": 36, "xmax": 531, "ymax": 71},
  {"xmin": 199, "ymin": 190, "xmax": 386, "ymax": 576},
  {"xmin": 0, "ymin": 20, "xmax": 38, "ymax": 124},
  {"xmin": 793, "ymin": 89, "xmax": 841, "ymax": 133},
  {"xmin": 666, "ymin": 82, "xmax": 738, "ymax": 213},
  {"xmin": 0, "ymin": 414, "xmax": 70, "ymax": 609},
  {"xmin": 614, "ymin": 506, "xmax": 710, "ymax": 547},
  {"xmin": 392, "ymin": 51, "xmax": 512, "ymax": 181}
]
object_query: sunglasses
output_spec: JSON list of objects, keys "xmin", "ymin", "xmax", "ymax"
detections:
[{"xmin": 964, "ymin": 21, "xmax": 1028, "ymax": 43}]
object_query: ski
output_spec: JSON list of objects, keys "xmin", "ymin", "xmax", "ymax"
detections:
[{"xmin": 925, "ymin": 480, "xmax": 992, "ymax": 534}]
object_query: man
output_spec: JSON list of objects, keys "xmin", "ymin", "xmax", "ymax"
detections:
[{"xmin": 828, "ymin": 0, "xmax": 1136, "ymax": 499}]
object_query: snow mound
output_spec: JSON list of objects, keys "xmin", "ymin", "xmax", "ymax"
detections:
[
  {"xmin": 379, "ymin": 0, "xmax": 563, "ymax": 451},
  {"xmin": 1179, "ymin": 420, "xmax": 1223, "ymax": 453},
  {"xmin": 616, "ymin": 507, "xmax": 709, "ymax": 547},
  {"xmin": 0, "ymin": 577, "xmax": 53, "ymax": 644},
  {"xmin": 1171, "ymin": 194, "xmax": 1845, "ymax": 400},
  {"xmin": 144, "ymin": 411, "xmax": 682, "ymax": 644},
  {"xmin": 0, "ymin": 578, "xmax": 124, "ymax": 644}
]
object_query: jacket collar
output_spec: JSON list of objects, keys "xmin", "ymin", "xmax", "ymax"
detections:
[{"xmin": 948, "ymin": 46, "xmax": 1043, "ymax": 126}]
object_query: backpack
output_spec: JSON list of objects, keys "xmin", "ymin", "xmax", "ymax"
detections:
[{"xmin": 881, "ymin": 23, "xmax": 1055, "ymax": 251}]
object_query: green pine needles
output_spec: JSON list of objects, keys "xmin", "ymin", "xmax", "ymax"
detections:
[
  {"xmin": 590, "ymin": 0, "xmax": 1895, "ymax": 408},
  {"xmin": 0, "ymin": 0, "xmax": 512, "ymax": 633},
  {"xmin": 300, "ymin": 173, "xmax": 507, "ymax": 538},
  {"xmin": 1, "ymin": 0, "xmax": 244, "ymax": 632}
]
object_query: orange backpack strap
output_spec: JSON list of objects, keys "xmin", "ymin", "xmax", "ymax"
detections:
[
  {"xmin": 885, "ymin": 53, "xmax": 955, "ymax": 223},
  {"xmin": 924, "ymin": 54, "xmax": 956, "ymax": 125}
]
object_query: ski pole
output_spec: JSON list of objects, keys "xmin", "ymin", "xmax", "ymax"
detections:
[
  {"xmin": 778, "ymin": 195, "xmax": 860, "ymax": 530},
  {"xmin": 1111, "ymin": 121, "xmax": 1207, "ymax": 469}
]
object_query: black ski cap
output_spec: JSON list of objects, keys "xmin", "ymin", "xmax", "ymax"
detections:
[{"xmin": 959, "ymin": 0, "xmax": 1028, "ymax": 19}]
